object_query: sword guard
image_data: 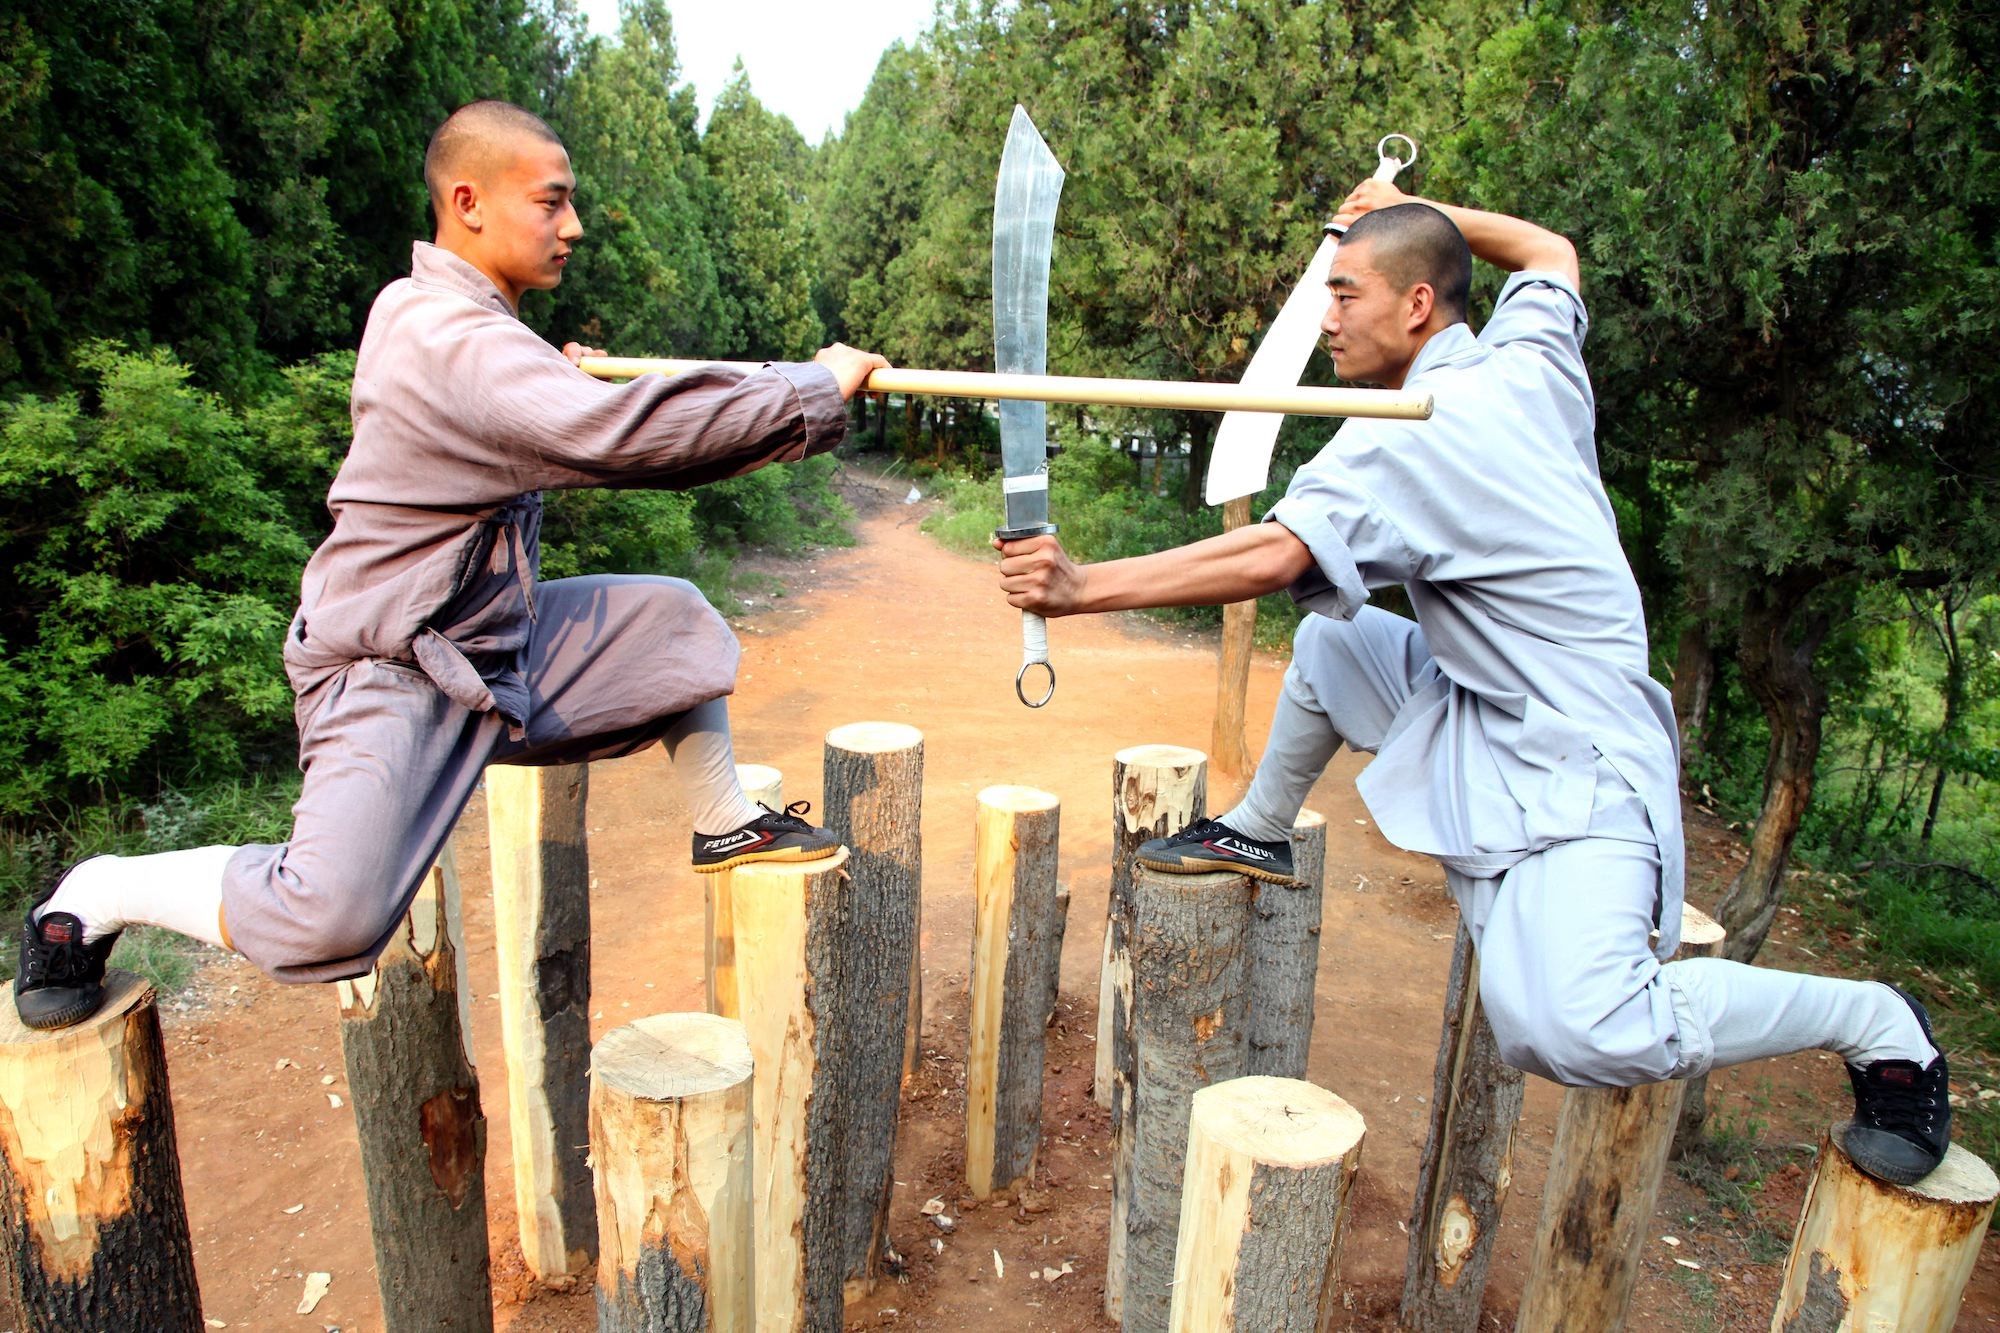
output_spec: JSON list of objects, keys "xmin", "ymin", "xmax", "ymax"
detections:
[{"xmin": 995, "ymin": 522, "xmax": 1059, "ymax": 541}]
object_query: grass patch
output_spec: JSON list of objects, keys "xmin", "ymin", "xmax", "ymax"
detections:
[{"xmin": 1671, "ymin": 1100, "xmax": 1799, "ymax": 1266}]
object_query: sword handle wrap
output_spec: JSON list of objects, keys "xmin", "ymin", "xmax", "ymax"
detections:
[{"xmin": 1018, "ymin": 610, "xmax": 1054, "ymax": 708}]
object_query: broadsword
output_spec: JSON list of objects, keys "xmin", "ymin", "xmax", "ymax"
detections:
[
  {"xmin": 1202, "ymin": 133, "xmax": 1418, "ymax": 505},
  {"xmin": 991, "ymin": 105, "xmax": 1066, "ymax": 707}
]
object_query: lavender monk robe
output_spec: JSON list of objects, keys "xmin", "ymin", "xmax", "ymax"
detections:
[{"xmin": 222, "ymin": 242, "xmax": 847, "ymax": 983}]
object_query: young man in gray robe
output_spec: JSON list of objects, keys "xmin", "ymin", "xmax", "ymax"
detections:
[
  {"xmin": 18, "ymin": 101, "xmax": 888, "ymax": 1024},
  {"xmin": 996, "ymin": 181, "xmax": 1950, "ymax": 1186}
]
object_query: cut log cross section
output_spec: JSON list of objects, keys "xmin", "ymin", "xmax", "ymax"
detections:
[
  {"xmin": 965, "ymin": 785, "xmax": 1064, "ymax": 1198},
  {"xmin": 591, "ymin": 1012, "xmax": 754, "ymax": 1332},
  {"xmin": 485, "ymin": 760, "xmax": 595, "ymax": 1282},
  {"xmin": 1517, "ymin": 904, "xmax": 1728, "ymax": 1332},
  {"xmin": 0, "ymin": 971, "xmax": 203, "ymax": 1331},
  {"xmin": 705, "ymin": 763, "xmax": 783, "ymax": 1020},
  {"xmin": 1170, "ymin": 1076, "xmax": 1367, "ymax": 1332}
]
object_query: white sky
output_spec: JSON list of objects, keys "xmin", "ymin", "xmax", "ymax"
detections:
[{"xmin": 575, "ymin": 0, "xmax": 940, "ymax": 143}]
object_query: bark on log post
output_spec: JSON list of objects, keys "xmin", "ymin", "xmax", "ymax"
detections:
[
  {"xmin": 591, "ymin": 1012, "xmax": 754, "ymax": 1333},
  {"xmin": 1247, "ymin": 809, "xmax": 1326, "ymax": 1080},
  {"xmin": 1121, "ymin": 864, "xmax": 1254, "ymax": 1333},
  {"xmin": 1168, "ymin": 1076, "xmax": 1366, "ymax": 1332},
  {"xmin": 1100, "ymin": 746, "xmax": 1206, "ymax": 1323},
  {"xmin": 1771, "ymin": 1129, "xmax": 1998, "ymax": 1332},
  {"xmin": 966, "ymin": 785, "xmax": 1063, "ymax": 1198},
  {"xmin": 821, "ymin": 723, "xmax": 922, "ymax": 1294},
  {"xmin": 1400, "ymin": 921, "xmax": 1525, "ymax": 1331},
  {"xmin": 1517, "ymin": 905, "xmax": 1727, "ymax": 1332},
  {"xmin": 484, "ymin": 761, "xmax": 595, "ymax": 1284},
  {"xmin": 336, "ymin": 846, "xmax": 493, "ymax": 1333},
  {"xmin": 0, "ymin": 971, "xmax": 202, "ymax": 1332},
  {"xmin": 730, "ymin": 849, "xmax": 853, "ymax": 1333},
  {"xmin": 704, "ymin": 764, "xmax": 782, "ymax": 1020}
]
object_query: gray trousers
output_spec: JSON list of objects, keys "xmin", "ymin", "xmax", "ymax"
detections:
[
  {"xmin": 1228, "ymin": 610, "xmax": 1928, "ymax": 1087},
  {"xmin": 223, "ymin": 575, "xmax": 740, "ymax": 985}
]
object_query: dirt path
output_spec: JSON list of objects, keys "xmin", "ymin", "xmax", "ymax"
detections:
[{"xmin": 160, "ymin": 468, "xmax": 1999, "ymax": 1331}]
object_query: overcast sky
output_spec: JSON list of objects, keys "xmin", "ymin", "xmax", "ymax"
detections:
[{"xmin": 575, "ymin": 0, "xmax": 940, "ymax": 143}]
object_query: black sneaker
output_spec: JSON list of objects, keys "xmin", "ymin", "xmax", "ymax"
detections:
[
  {"xmin": 14, "ymin": 884, "xmax": 121, "ymax": 1031},
  {"xmin": 1842, "ymin": 985, "xmax": 1950, "ymax": 1186},
  {"xmin": 691, "ymin": 801, "xmax": 841, "ymax": 873},
  {"xmin": 1135, "ymin": 818, "xmax": 1294, "ymax": 883}
]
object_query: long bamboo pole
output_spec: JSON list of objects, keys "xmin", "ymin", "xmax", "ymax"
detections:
[{"xmin": 578, "ymin": 357, "xmax": 1433, "ymax": 421}]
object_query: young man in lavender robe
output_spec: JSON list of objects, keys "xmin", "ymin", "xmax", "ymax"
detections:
[
  {"xmin": 997, "ymin": 180, "xmax": 1950, "ymax": 1186},
  {"xmin": 18, "ymin": 100, "xmax": 887, "ymax": 1025}
]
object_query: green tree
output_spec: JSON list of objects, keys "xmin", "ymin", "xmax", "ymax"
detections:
[{"xmin": 703, "ymin": 66, "xmax": 823, "ymax": 360}]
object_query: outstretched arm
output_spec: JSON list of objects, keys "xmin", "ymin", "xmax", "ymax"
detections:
[
  {"xmin": 1338, "ymin": 180, "xmax": 1580, "ymax": 290},
  {"xmin": 996, "ymin": 523, "xmax": 1317, "ymax": 617}
]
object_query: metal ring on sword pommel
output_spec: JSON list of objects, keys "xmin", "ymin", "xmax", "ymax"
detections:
[{"xmin": 1016, "ymin": 660, "xmax": 1056, "ymax": 708}]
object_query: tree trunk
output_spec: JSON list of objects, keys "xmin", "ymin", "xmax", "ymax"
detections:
[
  {"xmin": 0, "ymin": 972, "xmax": 202, "ymax": 1333},
  {"xmin": 1670, "ymin": 616, "xmax": 1716, "ymax": 768},
  {"xmin": 1121, "ymin": 865, "xmax": 1254, "ymax": 1333},
  {"xmin": 1168, "ymin": 1076, "xmax": 1364, "ymax": 1333},
  {"xmin": 965, "ymin": 786, "xmax": 1064, "ymax": 1198},
  {"xmin": 1400, "ymin": 923, "xmax": 1524, "ymax": 1331},
  {"xmin": 337, "ymin": 847, "xmax": 493, "ymax": 1332},
  {"xmin": 1713, "ymin": 580, "xmax": 1837, "ymax": 965},
  {"xmin": 1181, "ymin": 413, "xmax": 1214, "ymax": 511},
  {"xmin": 821, "ymin": 723, "xmax": 922, "ymax": 1294},
  {"xmin": 1246, "ymin": 809, "xmax": 1326, "ymax": 1080},
  {"xmin": 484, "ymin": 761, "xmax": 595, "ymax": 1284},
  {"xmin": 704, "ymin": 764, "xmax": 783, "ymax": 1020},
  {"xmin": 1774, "ymin": 1129, "xmax": 1997, "ymax": 1331},
  {"xmin": 591, "ymin": 1013, "xmax": 754, "ymax": 1333},
  {"xmin": 1211, "ymin": 495, "xmax": 1256, "ymax": 776}
]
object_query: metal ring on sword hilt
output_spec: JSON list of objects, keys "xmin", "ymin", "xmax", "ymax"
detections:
[
  {"xmin": 1016, "ymin": 660, "xmax": 1055, "ymax": 708},
  {"xmin": 1376, "ymin": 133, "xmax": 1418, "ymax": 174}
]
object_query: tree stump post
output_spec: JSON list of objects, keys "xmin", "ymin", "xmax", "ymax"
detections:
[
  {"xmin": 1247, "ymin": 808, "xmax": 1326, "ymax": 1080},
  {"xmin": 336, "ymin": 846, "xmax": 493, "ymax": 1333},
  {"xmin": 1100, "ymin": 745, "xmax": 1206, "ymax": 1322},
  {"xmin": 1772, "ymin": 1130, "xmax": 1997, "ymax": 1331},
  {"xmin": 484, "ymin": 761, "xmax": 595, "ymax": 1284},
  {"xmin": 966, "ymin": 785, "xmax": 1063, "ymax": 1198},
  {"xmin": 1400, "ymin": 920, "xmax": 1525, "ymax": 1331},
  {"xmin": 591, "ymin": 1012, "xmax": 754, "ymax": 1333},
  {"xmin": 821, "ymin": 722, "xmax": 922, "ymax": 1294},
  {"xmin": 1169, "ymin": 1076, "xmax": 1366, "ymax": 1332},
  {"xmin": 730, "ymin": 849, "xmax": 853, "ymax": 1332},
  {"xmin": 706, "ymin": 763, "xmax": 782, "ymax": 1021},
  {"xmin": 1517, "ymin": 905, "xmax": 1727, "ymax": 1331},
  {"xmin": 0, "ymin": 971, "xmax": 202, "ymax": 1332},
  {"xmin": 1120, "ymin": 864, "xmax": 1254, "ymax": 1333}
]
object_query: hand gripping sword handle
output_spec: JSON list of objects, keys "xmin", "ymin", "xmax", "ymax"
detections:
[{"xmin": 1018, "ymin": 610, "xmax": 1054, "ymax": 707}]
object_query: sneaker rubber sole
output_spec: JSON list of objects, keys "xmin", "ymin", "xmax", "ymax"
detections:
[
  {"xmin": 1134, "ymin": 848, "xmax": 1296, "ymax": 884},
  {"xmin": 691, "ymin": 841, "xmax": 842, "ymax": 874}
]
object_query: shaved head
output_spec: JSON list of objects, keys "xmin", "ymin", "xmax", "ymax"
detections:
[
  {"xmin": 424, "ymin": 100, "xmax": 563, "ymax": 214},
  {"xmin": 1342, "ymin": 203, "xmax": 1471, "ymax": 324}
]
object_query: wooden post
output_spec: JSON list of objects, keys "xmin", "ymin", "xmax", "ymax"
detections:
[
  {"xmin": 1517, "ymin": 905, "xmax": 1727, "ymax": 1332},
  {"xmin": 1169, "ymin": 1076, "xmax": 1366, "ymax": 1332},
  {"xmin": 731, "ymin": 849, "xmax": 851, "ymax": 1332},
  {"xmin": 485, "ymin": 761, "xmax": 595, "ymax": 1284},
  {"xmin": 1210, "ymin": 496, "xmax": 1256, "ymax": 776},
  {"xmin": 337, "ymin": 846, "xmax": 493, "ymax": 1333},
  {"xmin": 1121, "ymin": 864, "xmax": 1254, "ymax": 1333},
  {"xmin": 1400, "ymin": 921, "xmax": 1525, "ymax": 1331},
  {"xmin": 0, "ymin": 971, "xmax": 202, "ymax": 1331},
  {"xmin": 591, "ymin": 1012, "xmax": 754, "ymax": 1332},
  {"xmin": 821, "ymin": 722, "xmax": 921, "ymax": 1294},
  {"xmin": 966, "ymin": 785, "xmax": 1063, "ymax": 1198},
  {"xmin": 705, "ymin": 763, "xmax": 782, "ymax": 1020},
  {"xmin": 1101, "ymin": 745, "xmax": 1207, "ymax": 1322},
  {"xmin": 1772, "ymin": 1130, "xmax": 1997, "ymax": 1331},
  {"xmin": 1247, "ymin": 808, "xmax": 1326, "ymax": 1080}
]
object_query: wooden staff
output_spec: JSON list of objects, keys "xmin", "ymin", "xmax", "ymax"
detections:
[{"xmin": 579, "ymin": 358, "xmax": 1434, "ymax": 421}]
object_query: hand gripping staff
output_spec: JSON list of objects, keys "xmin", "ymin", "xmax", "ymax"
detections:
[
  {"xmin": 990, "ymin": 105, "xmax": 1066, "ymax": 707},
  {"xmin": 1202, "ymin": 133, "xmax": 1418, "ymax": 506}
]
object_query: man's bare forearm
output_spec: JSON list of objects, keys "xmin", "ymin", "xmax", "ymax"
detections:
[
  {"xmin": 1072, "ymin": 523, "xmax": 1316, "ymax": 613},
  {"xmin": 1406, "ymin": 197, "xmax": 1579, "ymax": 288}
]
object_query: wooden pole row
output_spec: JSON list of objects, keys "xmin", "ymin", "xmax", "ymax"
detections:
[{"xmin": 579, "ymin": 357, "xmax": 1435, "ymax": 421}]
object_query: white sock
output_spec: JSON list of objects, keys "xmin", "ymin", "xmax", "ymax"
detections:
[
  {"xmin": 39, "ymin": 846, "xmax": 235, "ymax": 949},
  {"xmin": 1662, "ymin": 958, "xmax": 1937, "ymax": 1069},
  {"xmin": 1220, "ymin": 680, "xmax": 1343, "ymax": 842},
  {"xmin": 664, "ymin": 698, "xmax": 762, "ymax": 836}
]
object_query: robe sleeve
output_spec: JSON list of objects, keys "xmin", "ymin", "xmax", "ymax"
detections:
[
  {"xmin": 1262, "ymin": 440, "xmax": 1426, "ymax": 620},
  {"xmin": 1478, "ymin": 270, "xmax": 1589, "ymax": 398},
  {"xmin": 468, "ymin": 322, "xmax": 850, "ymax": 493}
]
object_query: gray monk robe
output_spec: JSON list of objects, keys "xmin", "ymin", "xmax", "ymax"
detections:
[{"xmin": 222, "ymin": 242, "xmax": 847, "ymax": 983}]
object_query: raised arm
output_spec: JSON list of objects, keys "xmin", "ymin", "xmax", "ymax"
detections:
[{"xmin": 1337, "ymin": 180, "xmax": 1580, "ymax": 290}]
